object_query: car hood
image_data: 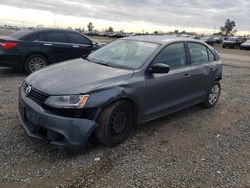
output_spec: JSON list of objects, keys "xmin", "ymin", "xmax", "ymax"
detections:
[{"xmin": 26, "ymin": 59, "xmax": 134, "ymax": 95}]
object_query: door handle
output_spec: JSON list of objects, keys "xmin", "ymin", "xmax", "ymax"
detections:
[
  {"xmin": 184, "ymin": 73, "xmax": 191, "ymax": 78},
  {"xmin": 44, "ymin": 43, "xmax": 53, "ymax": 46},
  {"xmin": 72, "ymin": 45, "xmax": 80, "ymax": 48}
]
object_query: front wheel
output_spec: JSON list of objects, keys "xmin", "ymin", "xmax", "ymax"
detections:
[
  {"xmin": 201, "ymin": 82, "xmax": 221, "ymax": 108},
  {"xmin": 24, "ymin": 54, "xmax": 48, "ymax": 74},
  {"xmin": 95, "ymin": 101, "xmax": 133, "ymax": 147}
]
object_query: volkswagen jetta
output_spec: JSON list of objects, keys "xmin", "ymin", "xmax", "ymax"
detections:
[{"xmin": 18, "ymin": 36, "xmax": 222, "ymax": 151}]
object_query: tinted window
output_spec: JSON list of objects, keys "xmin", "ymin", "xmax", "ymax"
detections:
[
  {"xmin": 67, "ymin": 32, "xmax": 91, "ymax": 45},
  {"xmin": 188, "ymin": 43, "xmax": 208, "ymax": 64},
  {"xmin": 26, "ymin": 33, "xmax": 46, "ymax": 41},
  {"xmin": 153, "ymin": 42, "xmax": 186, "ymax": 68},
  {"xmin": 44, "ymin": 32, "xmax": 66, "ymax": 43},
  {"xmin": 207, "ymin": 49, "xmax": 215, "ymax": 62}
]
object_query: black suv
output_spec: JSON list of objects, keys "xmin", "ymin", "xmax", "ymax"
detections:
[{"xmin": 0, "ymin": 28, "xmax": 101, "ymax": 73}]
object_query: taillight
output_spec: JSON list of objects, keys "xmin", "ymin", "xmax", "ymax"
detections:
[{"xmin": 0, "ymin": 42, "xmax": 17, "ymax": 50}]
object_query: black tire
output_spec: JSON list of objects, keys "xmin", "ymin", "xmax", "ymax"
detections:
[
  {"xmin": 24, "ymin": 54, "xmax": 48, "ymax": 74},
  {"xmin": 201, "ymin": 82, "xmax": 221, "ymax": 108},
  {"xmin": 222, "ymin": 45, "xmax": 225, "ymax": 48},
  {"xmin": 95, "ymin": 101, "xmax": 133, "ymax": 147}
]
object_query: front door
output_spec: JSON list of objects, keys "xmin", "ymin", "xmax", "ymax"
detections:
[
  {"xmin": 66, "ymin": 32, "xmax": 93, "ymax": 59},
  {"xmin": 145, "ymin": 42, "xmax": 191, "ymax": 119}
]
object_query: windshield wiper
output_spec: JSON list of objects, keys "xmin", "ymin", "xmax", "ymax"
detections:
[
  {"xmin": 86, "ymin": 57, "xmax": 112, "ymax": 67},
  {"xmin": 86, "ymin": 57, "xmax": 132, "ymax": 70}
]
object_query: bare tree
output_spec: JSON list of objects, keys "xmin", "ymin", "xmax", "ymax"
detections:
[
  {"xmin": 220, "ymin": 19, "xmax": 237, "ymax": 36},
  {"xmin": 87, "ymin": 22, "xmax": 94, "ymax": 31}
]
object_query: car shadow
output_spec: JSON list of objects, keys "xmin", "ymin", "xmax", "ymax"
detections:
[
  {"xmin": 84, "ymin": 104, "xmax": 205, "ymax": 153},
  {"xmin": 0, "ymin": 67, "xmax": 27, "ymax": 78}
]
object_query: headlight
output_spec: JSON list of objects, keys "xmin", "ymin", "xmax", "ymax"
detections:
[{"xmin": 45, "ymin": 95, "xmax": 89, "ymax": 109}]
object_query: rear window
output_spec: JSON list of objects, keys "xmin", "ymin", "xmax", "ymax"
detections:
[
  {"xmin": 67, "ymin": 32, "xmax": 92, "ymax": 45},
  {"xmin": 9, "ymin": 30, "xmax": 34, "ymax": 39},
  {"xmin": 188, "ymin": 42, "xmax": 209, "ymax": 64}
]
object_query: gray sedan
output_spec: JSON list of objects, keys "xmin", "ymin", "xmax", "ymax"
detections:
[{"xmin": 18, "ymin": 36, "xmax": 222, "ymax": 151}]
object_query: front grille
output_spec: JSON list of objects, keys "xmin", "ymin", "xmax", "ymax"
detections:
[{"xmin": 23, "ymin": 82, "xmax": 49, "ymax": 104}]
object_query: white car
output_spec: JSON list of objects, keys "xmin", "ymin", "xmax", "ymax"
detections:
[{"xmin": 240, "ymin": 40, "xmax": 250, "ymax": 50}]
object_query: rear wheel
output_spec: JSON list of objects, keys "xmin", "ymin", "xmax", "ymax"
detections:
[
  {"xmin": 24, "ymin": 54, "xmax": 48, "ymax": 74},
  {"xmin": 201, "ymin": 82, "xmax": 221, "ymax": 108},
  {"xmin": 95, "ymin": 101, "xmax": 133, "ymax": 147}
]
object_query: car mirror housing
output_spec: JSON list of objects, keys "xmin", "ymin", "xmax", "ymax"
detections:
[{"xmin": 148, "ymin": 63, "xmax": 170, "ymax": 74}]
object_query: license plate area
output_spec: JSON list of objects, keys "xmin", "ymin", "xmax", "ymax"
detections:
[{"xmin": 19, "ymin": 99, "xmax": 37, "ymax": 131}]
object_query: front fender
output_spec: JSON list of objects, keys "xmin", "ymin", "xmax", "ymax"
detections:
[{"xmin": 84, "ymin": 86, "xmax": 143, "ymax": 121}]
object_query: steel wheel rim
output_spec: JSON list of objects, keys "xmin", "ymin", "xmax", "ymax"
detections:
[
  {"xmin": 110, "ymin": 108, "xmax": 127, "ymax": 135},
  {"xmin": 29, "ymin": 57, "xmax": 46, "ymax": 72},
  {"xmin": 209, "ymin": 84, "xmax": 220, "ymax": 105}
]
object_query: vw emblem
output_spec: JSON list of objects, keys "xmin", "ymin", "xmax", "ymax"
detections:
[{"xmin": 25, "ymin": 86, "xmax": 32, "ymax": 96}]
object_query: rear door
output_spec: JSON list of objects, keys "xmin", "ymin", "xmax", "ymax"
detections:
[
  {"xmin": 40, "ymin": 31, "xmax": 73, "ymax": 63},
  {"xmin": 186, "ymin": 42, "xmax": 218, "ymax": 100},
  {"xmin": 66, "ymin": 32, "xmax": 93, "ymax": 59},
  {"xmin": 145, "ymin": 42, "xmax": 192, "ymax": 118}
]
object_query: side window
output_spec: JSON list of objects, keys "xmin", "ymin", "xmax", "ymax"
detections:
[
  {"xmin": 153, "ymin": 42, "xmax": 186, "ymax": 69},
  {"xmin": 188, "ymin": 43, "xmax": 209, "ymax": 64},
  {"xmin": 25, "ymin": 34, "xmax": 45, "ymax": 41},
  {"xmin": 67, "ymin": 32, "xmax": 92, "ymax": 45},
  {"xmin": 207, "ymin": 49, "xmax": 215, "ymax": 62},
  {"xmin": 44, "ymin": 32, "xmax": 66, "ymax": 43}
]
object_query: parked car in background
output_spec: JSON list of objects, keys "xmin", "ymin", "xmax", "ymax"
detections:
[
  {"xmin": 18, "ymin": 36, "xmax": 222, "ymax": 151},
  {"xmin": 199, "ymin": 36, "xmax": 215, "ymax": 46},
  {"xmin": 222, "ymin": 37, "xmax": 246, "ymax": 49},
  {"xmin": 213, "ymin": 35, "xmax": 224, "ymax": 44},
  {"xmin": 0, "ymin": 28, "xmax": 101, "ymax": 73},
  {"xmin": 240, "ymin": 40, "xmax": 250, "ymax": 50},
  {"xmin": 109, "ymin": 32, "xmax": 127, "ymax": 38}
]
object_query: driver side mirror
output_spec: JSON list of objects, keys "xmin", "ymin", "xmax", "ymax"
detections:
[{"xmin": 148, "ymin": 63, "xmax": 170, "ymax": 74}]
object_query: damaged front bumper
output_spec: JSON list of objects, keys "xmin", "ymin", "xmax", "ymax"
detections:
[{"xmin": 17, "ymin": 87, "xmax": 97, "ymax": 151}]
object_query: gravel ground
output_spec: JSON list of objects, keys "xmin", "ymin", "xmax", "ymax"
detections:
[{"xmin": 0, "ymin": 50, "xmax": 249, "ymax": 187}]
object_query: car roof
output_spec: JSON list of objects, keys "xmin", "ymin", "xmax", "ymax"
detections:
[
  {"xmin": 122, "ymin": 35, "xmax": 201, "ymax": 45},
  {"xmin": 26, "ymin": 28, "xmax": 78, "ymax": 33}
]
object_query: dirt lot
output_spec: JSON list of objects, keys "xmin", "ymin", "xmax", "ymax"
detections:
[{"xmin": 0, "ymin": 36, "xmax": 250, "ymax": 187}]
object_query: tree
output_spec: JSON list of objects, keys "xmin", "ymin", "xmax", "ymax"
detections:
[
  {"xmin": 154, "ymin": 31, "xmax": 159, "ymax": 35},
  {"xmin": 108, "ymin": 26, "xmax": 113, "ymax": 32},
  {"xmin": 87, "ymin": 22, "xmax": 94, "ymax": 31},
  {"xmin": 220, "ymin": 19, "xmax": 237, "ymax": 36},
  {"xmin": 174, "ymin": 30, "xmax": 179, "ymax": 34}
]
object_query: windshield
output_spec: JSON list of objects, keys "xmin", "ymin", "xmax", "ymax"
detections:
[
  {"xmin": 9, "ymin": 29, "xmax": 33, "ymax": 39},
  {"xmin": 87, "ymin": 40, "xmax": 159, "ymax": 69}
]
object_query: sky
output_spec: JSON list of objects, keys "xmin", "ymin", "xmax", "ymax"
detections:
[{"xmin": 0, "ymin": 0, "xmax": 249, "ymax": 35}]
